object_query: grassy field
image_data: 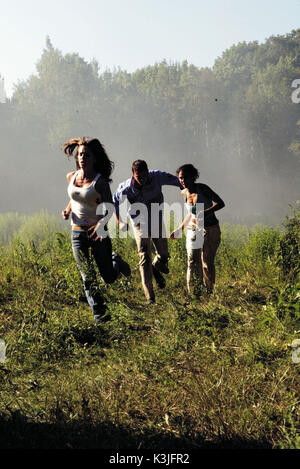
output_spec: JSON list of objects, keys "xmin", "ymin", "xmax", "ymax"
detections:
[{"xmin": 0, "ymin": 209, "xmax": 299, "ymax": 449}]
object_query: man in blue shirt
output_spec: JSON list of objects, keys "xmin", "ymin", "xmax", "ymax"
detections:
[{"xmin": 113, "ymin": 160, "xmax": 181, "ymax": 304}]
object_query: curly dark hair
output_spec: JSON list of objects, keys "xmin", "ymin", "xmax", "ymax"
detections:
[
  {"xmin": 176, "ymin": 164, "xmax": 199, "ymax": 182},
  {"xmin": 63, "ymin": 137, "xmax": 114, "ymax": 182}
]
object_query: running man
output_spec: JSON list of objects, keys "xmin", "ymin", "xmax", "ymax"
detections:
[{"xmin": 113, "ymin": 160, "xmax": 181, "ymax": 304}]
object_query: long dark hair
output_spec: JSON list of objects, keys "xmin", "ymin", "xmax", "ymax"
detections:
[
  {"xmin": 176, "ymin": 163, "xmax": 199, "ymax": 182},
  {"xmin": 63, "ymin": 137, "xmax": 114, "ymax": 182}
]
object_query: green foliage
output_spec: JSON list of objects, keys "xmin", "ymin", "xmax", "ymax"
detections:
[
  {"xmin": 0, "ymin": 213, "xmax": 24, "ymax": 245},
  {"xmin": 3, "ymin": 30, "xmax": 300, "ymax": 220},
  {"xmin": 0, "ymin": 211, "xmax": 68, "ymax": 247},
  {"xmin": 277, "ymin": 206, "xmax": 300, "ymax": 279},
  {"xmin": 0, "ymin": 211, "xmax": 299, "ymax": 449},
  {"xmin": 245, "ymin": 226, "xmax": 281, "ymax": 262},
  {"xmin": 17, "ymin": 211, "xmax": 68, "ymax": 247}
]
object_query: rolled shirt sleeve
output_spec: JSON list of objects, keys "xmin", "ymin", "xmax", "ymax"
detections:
[{"xmin": 153, "ymin": 170, "xmax": 182, "ymax": 188}]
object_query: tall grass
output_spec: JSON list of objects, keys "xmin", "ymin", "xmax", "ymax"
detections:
[
  {"xmin": 0, "ymin": 209, "xmax": 299, "ymax": 449},
  {"xmin": 0, "ymin": 211, "xmax": 68, "ymax": 246}
]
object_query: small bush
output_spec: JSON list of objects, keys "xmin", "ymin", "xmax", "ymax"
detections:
[{"xmin": 277, "ymin": 207, "xmax": 300, "ymax": 280}]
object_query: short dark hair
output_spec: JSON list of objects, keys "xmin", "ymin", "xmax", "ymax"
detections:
[
  {"xmin": 132, "ymin": 159, "xmax": 148, "ymax": 173},
  {"xmin": 176, "ymin": 164, "xmax": 199, "ymax": 182}
]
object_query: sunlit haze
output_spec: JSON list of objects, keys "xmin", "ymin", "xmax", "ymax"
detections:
[{"xmin": 0, "ymin": 0, "xmax": 299, "ymax": 223}]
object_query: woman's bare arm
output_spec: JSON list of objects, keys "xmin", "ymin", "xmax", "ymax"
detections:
[{"xmin": 62, "ymin": 172, "xmax": 75, "ymax": 219}]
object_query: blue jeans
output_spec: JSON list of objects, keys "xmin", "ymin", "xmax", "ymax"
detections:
[{"xmin": 71, "ymin": 230, "xmax": 119, "ymax": 316}]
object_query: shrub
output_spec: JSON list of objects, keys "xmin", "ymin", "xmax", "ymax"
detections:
[
  {"xmin": 245, "ymin": 227, "xmax": 281, "ymax": 262},
  {"xmin": 277, "ymin": 207, "xmax": 300, "ymax": 280}
]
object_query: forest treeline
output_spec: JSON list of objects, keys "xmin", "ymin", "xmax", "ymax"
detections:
[{"xmin": 0, "ymin": 30, "xmax": 299, "ymax": 222}]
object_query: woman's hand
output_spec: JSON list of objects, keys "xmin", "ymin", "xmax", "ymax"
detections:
[
  {"xmin": 88, "ymin": 223, "xmax": 103, "ymax": 242},
  {"xmin": 169, "ymin": 228, "xmax": 182, "ymax": 239},
  {"xmin": 62, "ymin": 209, "xmax": 71, "ymax": 220},
  {"xmin": 62, "ymin": 201, "xmax": 72, "ymax": 220}
]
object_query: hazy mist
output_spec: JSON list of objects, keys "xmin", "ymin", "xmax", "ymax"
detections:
[{"xmin": 1, "ymin": 31, "xmax": 299, "ymax": 227}]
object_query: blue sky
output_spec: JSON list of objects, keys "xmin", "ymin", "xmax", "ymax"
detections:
[{"xmin": 1, "ymin": 0, "xmax": 299, "ymax": 97}]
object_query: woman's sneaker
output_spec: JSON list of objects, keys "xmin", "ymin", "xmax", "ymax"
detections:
[{"xmin": 112, "ymin": 253, "xmax": 131, "ymax": 277}]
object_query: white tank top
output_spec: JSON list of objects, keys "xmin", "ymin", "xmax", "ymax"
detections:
[{"xmin": 67, "ymin": 171, "xmax": 102, "ymax": 226}]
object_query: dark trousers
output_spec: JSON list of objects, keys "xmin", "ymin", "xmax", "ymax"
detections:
[{"xmin": 71, "ymin": 230, "xmax": 118, "ymax": 315}]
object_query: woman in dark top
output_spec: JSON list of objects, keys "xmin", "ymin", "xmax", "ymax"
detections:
[{"xmin": 170, "ymin": 164, "xmax": 225, "ymax": 295}]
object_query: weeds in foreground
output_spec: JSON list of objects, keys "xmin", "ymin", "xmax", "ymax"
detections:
[{"xmin": 0, "ymin": 209, "xmax": 299, "ymax": 449}]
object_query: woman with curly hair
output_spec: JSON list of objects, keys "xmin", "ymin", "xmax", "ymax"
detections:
[
  {"xmin": 62, "ymin": 137, "xmax": 130, "ymax": 322},
  {"xmin": 170, "ymin": 164, "xmax": 225, "ymax": 296}
]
